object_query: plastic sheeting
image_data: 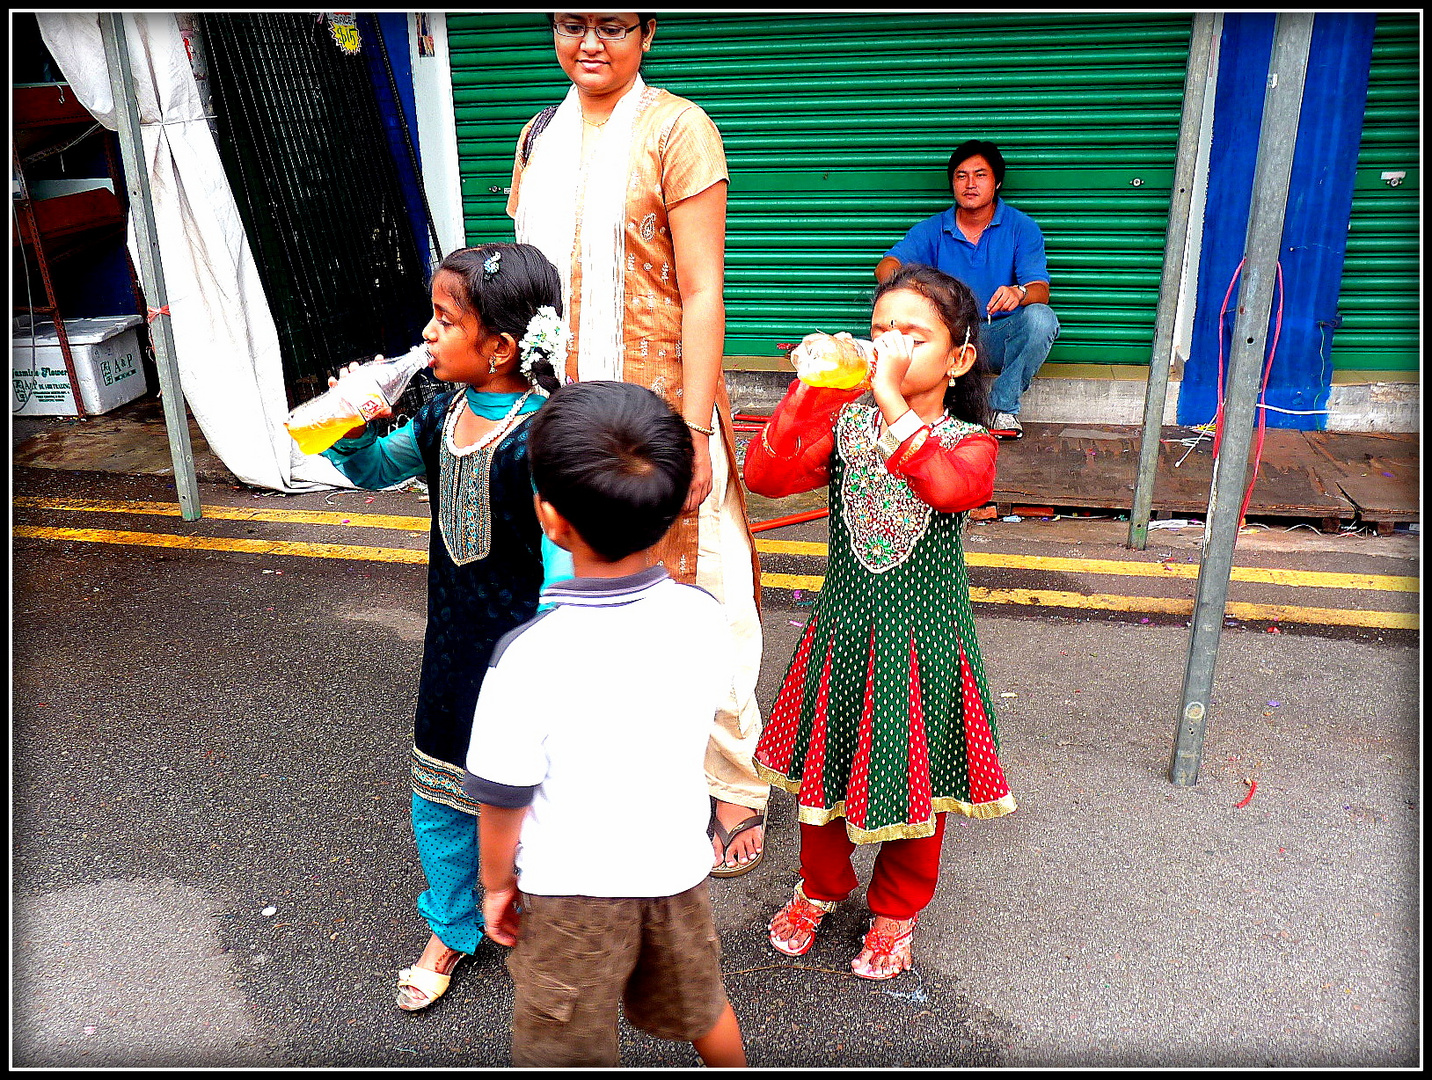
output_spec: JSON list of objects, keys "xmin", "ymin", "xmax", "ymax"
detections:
[{"xmin": 36, "ymin": 12, "xmax": 352, "ymax": 491}]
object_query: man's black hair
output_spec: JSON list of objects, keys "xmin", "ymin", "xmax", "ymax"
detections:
[
  {"xmin": 947, "ymin": 139, "xmax": 1007, "ymax": 194},
  {"xmin": 529, "ymin": 380, "xmax": 693, "ymax": 563}
]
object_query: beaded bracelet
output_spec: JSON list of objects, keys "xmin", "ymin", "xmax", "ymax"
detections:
[{"xmin": 684, "ymin": 418, "xmax": 715, "ymax": 437}]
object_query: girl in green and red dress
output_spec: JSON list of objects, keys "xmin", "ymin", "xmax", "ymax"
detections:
[{"xmin": 743, "ymin": 263, "xmax": 1016, "ymax": 981}]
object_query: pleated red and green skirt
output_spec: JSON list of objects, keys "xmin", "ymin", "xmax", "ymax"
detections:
[{"xmin": 755, "ymin": 462, "xmax": 1016, "ymax": 843}]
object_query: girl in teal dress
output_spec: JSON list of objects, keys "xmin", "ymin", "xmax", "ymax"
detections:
[
  {"xmin": 321, "ymin": 243, "xmax": 570, "ymax": 1011},
  {"xmin": 744, "ymin": 264, "xmax": 1015, "ymax": 981}
]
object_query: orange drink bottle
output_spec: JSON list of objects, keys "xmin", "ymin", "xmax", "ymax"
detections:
[
  {"xmin": 791, "ymin": 332, "xmax": 875, "ymax": 391},
  {"xmin": 285, "ymin": 344, "xmax": 432, "ymax": 455}
]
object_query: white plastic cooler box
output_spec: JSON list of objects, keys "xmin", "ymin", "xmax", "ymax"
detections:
[{"xmin": 12, "ymin": 314, "xmax": 148, "ymax": 416}]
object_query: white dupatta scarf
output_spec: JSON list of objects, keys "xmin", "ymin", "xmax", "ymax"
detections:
[{"xmin": 514, "ymin": 76, "xmax": 649, "ymax": 382}]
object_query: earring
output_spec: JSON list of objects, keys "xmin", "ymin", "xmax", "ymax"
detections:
[{"xmin": 489, "ymin": 356, "xmax": 499, "ymax": 374}]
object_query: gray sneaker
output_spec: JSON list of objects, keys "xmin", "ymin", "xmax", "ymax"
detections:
[{"xmin": 988, "ymin": 411, "xmax": 1023, "ymax": 439}]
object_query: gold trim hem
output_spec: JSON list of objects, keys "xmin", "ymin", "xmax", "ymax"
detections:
[
  {"xmin": 757, "ymin": 763, "xmax": 1017, "ymax": 844},
  {"xmin": 410, "ymin": 745, "xmax": 481, "ymax": 816}
]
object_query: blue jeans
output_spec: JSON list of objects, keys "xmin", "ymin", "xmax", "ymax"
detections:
[{"xmin": 979, "ymin": 303, "xmax": 1060, "ymax": 416}]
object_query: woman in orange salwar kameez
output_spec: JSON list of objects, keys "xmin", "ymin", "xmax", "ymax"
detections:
[{"xmin": 508, "ymin": 11, "xmax": 768, "ymax": 876}]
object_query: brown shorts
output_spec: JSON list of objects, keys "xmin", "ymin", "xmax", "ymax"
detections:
[{"xmin": 507, "ymin": 881, "xmax": 729, "ymax": 1068}]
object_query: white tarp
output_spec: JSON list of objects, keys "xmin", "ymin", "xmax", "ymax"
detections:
[{"xmin": 36, "ymin": 12, "xmax": 352, "ymax": 492}]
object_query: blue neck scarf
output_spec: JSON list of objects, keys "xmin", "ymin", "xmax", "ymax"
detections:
[{"xmin": 464, "ymin": 388, "xmax": 542, "ymax": 419}]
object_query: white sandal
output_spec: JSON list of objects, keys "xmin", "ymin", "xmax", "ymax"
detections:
[{"xmin": 395, "ymin": 954, "xmax": 467, "ymax": 1011}]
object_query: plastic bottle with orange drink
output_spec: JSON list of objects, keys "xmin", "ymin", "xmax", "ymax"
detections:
[
  {"xmin": 789, "ymin": 331, "xmax": 875, "ymax": 391},
  {"xmin": 285, "ymin": 344, "xmax": 433, "ymax": 456}
]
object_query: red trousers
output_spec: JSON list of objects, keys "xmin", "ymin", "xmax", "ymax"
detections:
[{"xmin": 798, "ymin": 814, "xmax": 947, "ymax": 919}]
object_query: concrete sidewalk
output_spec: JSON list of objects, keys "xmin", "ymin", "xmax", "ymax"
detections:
[{"xmin": 14, "ymin": 388, "xmax": 1422, "ymax": 540}]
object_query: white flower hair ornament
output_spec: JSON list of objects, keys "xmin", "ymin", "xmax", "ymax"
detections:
[{"xmin": 517, "ymin": 306, "xmax": 570, "ymax": 396}]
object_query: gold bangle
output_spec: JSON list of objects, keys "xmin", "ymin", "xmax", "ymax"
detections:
[
  {"xmin": 684, "ymin": 418, "xmax": 715, "ymax": 437},
  {"xmin": 759, "ymin": 425, "xmax": 801, "ymax": 459},
  {"xmin": 890, "ymin": 429, "xmax": 930, "ymax": 472}
]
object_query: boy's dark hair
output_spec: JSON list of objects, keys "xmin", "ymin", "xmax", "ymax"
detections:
[
  {"xmin": 437, "ymin": 243, "xmax": 564, "ymax": 395},
  {"xmin": 529, "ymin": 381, "xmax": 693, "ymax": 563},
  {"xmin": 873, "ymin": 263, "xmax": 991, "ymax": 430},
  {"xmin": 947, "ymin": 139, "xmax": 1007, "ymax": 195}
]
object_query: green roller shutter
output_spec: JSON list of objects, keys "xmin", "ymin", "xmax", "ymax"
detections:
[
  {"xmin": 1331, "ymin": 12, "xmax": 1419, "ymax": 373},
  {"xmin": 448, "ymin": 12, "xmax": 1193, "ymax": 365}
]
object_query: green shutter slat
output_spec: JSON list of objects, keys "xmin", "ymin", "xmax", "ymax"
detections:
[
  {"xmin": 1331, "ymin": 13, "xmax": 1419, "ymax": 374},
  {"xmin": 448, "ymin": 12, "xmax": 1193, "ymax": 364}
]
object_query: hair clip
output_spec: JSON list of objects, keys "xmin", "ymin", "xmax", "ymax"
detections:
[{"xmin": 482, "ymin": 251, "xmax": 502, "ymax": 281}]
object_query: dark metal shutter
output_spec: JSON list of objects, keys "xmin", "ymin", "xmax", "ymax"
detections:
[
  {"xmin": 201, "ymin": 13, "xmax": 432, "ymax": 405},
  {"xmin": 1331, "ymin": 12, "xmax": 1419, "ymax": 373},
  {"xmin": 448, "ymin": 12, "xmax": 1192, "ymax": 365}
]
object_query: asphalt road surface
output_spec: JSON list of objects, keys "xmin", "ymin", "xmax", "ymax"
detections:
[{"xmin": 11, "ymin": 467, "xmax": 1421, "ymax": 1068}]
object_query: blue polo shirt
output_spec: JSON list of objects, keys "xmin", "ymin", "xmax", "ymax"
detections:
[{"xmin": 884, "ymin": 200, "xmax": 1049, "ymax": 320}]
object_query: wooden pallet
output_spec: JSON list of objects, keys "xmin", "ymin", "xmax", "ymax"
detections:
[{"xmin": 991, "ymin": 423, "xmax": 1418, "ymax": 532}]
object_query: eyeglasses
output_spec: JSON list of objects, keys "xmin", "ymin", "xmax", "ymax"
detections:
[{"xmin": 552, "ymin": 19, "xmax": 642, "ymax": 41}]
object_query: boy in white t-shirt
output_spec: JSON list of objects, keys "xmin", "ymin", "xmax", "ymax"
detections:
[{"xmin": 463, "ymin": 380, "xmax": 746, "ymax": 1069}]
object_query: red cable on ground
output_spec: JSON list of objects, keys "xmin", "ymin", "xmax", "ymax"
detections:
[
  {"xmin": 749, "ymin": 508, "xmax": 829, "ymax": 533},
  {"xmin": 1238, "ymin": 263, "xmax": 1283, "ymax": 524}
]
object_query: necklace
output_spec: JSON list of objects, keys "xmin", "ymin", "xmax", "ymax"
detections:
[
  {"xmin": 582, "ymin": 112, "xmax": 610, "ymax": 128},
  {"xmin": 438, "ymin": 390, "xmax": 535, "ymax": 566},
  {"xmin": 444, "ymin": 389, "xmax": 533, "ymax": 457}
]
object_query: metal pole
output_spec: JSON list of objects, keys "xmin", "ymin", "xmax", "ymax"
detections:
[
  {"xmin": 1170, "ymin": 12, "xmax": 1314, "ymax": 786},
  {"xmin": 1128, "ymin": 12, "xmax": 1219, "ymax": 550},
  {"xmin": 99, "ymin": 13, "xmax": 203, "ymax": 521}
]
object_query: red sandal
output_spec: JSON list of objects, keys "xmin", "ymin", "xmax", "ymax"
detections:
[
  {"xmin": 768, "ymin": 884, "xmax": 837, "ymax": 957},
  {"xmin": 851, "ymin": 914, "xmax": 917, "ymax": 980}
]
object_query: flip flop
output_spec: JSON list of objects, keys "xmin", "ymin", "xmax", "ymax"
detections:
[{"xmin": 709, "ymin": 809, "xmax": 765, "ymax": 878}]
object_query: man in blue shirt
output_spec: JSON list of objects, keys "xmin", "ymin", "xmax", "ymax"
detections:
[{"xmin": 876, "ymin": 139, "xmax": 1059, "ymax": 439}]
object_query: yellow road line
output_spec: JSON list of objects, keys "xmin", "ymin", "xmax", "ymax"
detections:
[
  {"xmin": 754, "ymin": 538, "xmax": 828, "ymax": 557},
  {"xmin": 756, "ymin": 539, "xmax": 1416, "ymax": 594},
  {"xmin": 18, "ymin": 499, "xmax": 1417, "ymax": 594},
  {"xmin": 965, "ymin": 551, "xmax": 1417, "ymax": 594},
  {"xmin": 13, "ymin": 526, "xmax": 427, "ymax": 564},
  {"xmin": 760, "ymin": 572, "xmax": 1417, "ymax": 631},
  {"xmin": 13, "ymin": 496, "xmax": 430, "ymax": 533},
  {"xmin": 762, "ymin": 572, "xmax": 828, "ymax": 592},
  {"xmin": 15, "ymin": 512, "xmax": 1418, "ymax": 631}
]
